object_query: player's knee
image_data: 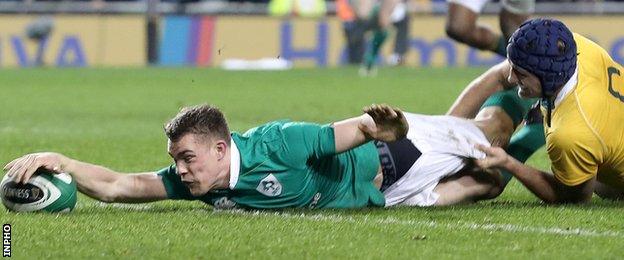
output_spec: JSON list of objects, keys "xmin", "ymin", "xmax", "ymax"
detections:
[
  {"xmin": 478, "ymin": 170, "xmax": 505, "ymax": 200},
  {"xmin": 491, "ymin": 113, "xmax": 515, "ymax": 144},
  {"xmin": 499, "ymin": 9, "xmax": 529, "ymax": 39},
  {"xmin": 476, "ymin": 107, "xmax": 515, "ymax": 148},
  {"xmin": 484, "ymin": 181, "xmax": 504, "ymax": 200},
  {"xmin": 445, "ymin": 22, "xmax": 470, "ymax": 43}
]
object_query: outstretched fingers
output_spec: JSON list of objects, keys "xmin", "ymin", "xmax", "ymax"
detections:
[
  {"xmin": 382, "ymin": 104, "xmax": 398, "ymax": 119},
  {"xmin": 3, "ymin": 157, "xmax": 21, "ymax": 172},
  {"xmin": 363, "ymin": 104, "xmax": 381, "ymax": 120},
  {"xmin": 392, "ymin": 107, "xmax": 404, "ymax": 120},
  {"xmin": 5, "ymin": 155, "xmax": 27, "ymax": 181},
  {"xmin": 13, "ymin": 155, "xmax": 38, "ymax": 184},
  {"xmin": 361, "ymin": 103, "xmax": 409, "ymax": 142},
  {"xmin": 4, "ymin": 153, "xmax": 55, "ymax": 184},
  {"xmin": 364, "ymin": 103, "xmax": 399, "ymax": 122},
  {"xmin": 19, "ymin": 162, "xmax": 43, "ymax": 184}
]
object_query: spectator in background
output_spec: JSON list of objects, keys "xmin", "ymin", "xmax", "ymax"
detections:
[
  {"xmin": 445, "ymin": 0, "xmax": 534, "ymax": 57},
  {"xmin": 336, "ymin": 0, "xmax": 409, "ymax": 74},
  {"xmin": 25, "ymin": 16, "xmax": 53, "ymax": 67},
  {"xmin": 385, "ymin": 0, "xmax": 409, "ymax": 66},
  {"xmin": 337, "ymin": 0, "xmax": 365, "ymax": 64}
]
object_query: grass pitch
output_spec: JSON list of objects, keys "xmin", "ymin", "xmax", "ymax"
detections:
[{"xmin": 1, "ymin": 67, "xmax": 623, "ymax": 259}]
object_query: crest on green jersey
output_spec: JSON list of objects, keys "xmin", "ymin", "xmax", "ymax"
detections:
[{"xmin": 256, "ymin": 174, "xmax": 282, "ymax": 197}]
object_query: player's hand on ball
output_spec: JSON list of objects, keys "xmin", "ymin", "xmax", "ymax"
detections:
[
  {"xmin": 360, "ymin": 104, "xmax": 409, "ymax": 142},
  {"xmin": 3, "ymin": 152, "xmax": 69, "ymax": 184},
  {"xmin": 474, "ymin": 144, "xmax": 509, "ymax": 169}
]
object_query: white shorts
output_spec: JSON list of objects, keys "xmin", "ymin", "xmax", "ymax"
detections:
[
  {"xmin": 447, "ymin": 0, "xmax": 535, "ymax": 15},
  {"xmin": 383, "ymin": 113, "xmax": 490, "ymax": 207}
]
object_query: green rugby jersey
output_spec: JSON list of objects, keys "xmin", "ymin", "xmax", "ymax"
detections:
[{"xmin": 157, "ymin": 121, "xmax": 385, "ymax": 209}]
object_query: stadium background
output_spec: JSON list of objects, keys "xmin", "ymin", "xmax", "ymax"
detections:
[{"xmin": 1, "ymin": 0, "xmax": 624, "ymax": 68}]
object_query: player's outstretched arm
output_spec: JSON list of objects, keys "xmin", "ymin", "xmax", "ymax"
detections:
[
  {"xmin": 3, "ymin": 152, "xmax": 168, "ymax": 203},
  {"xmin": 332, "ymin": 104, "xmax": 408, "ymax": 153},
  {"xmin": 447, "ymin": 60, "xmax": 516, "ymax": 118},
  {"xmin": 473, "ymin": 145, "xmax": 593, "ymax": 204}
]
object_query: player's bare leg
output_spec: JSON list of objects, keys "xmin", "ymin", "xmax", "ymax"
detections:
[
  {"xmin": 445, "ymin": 3, "xmax": 503, "ymax": 55},
  {"xmin": 433, "ymin": 168, "xmax": 504, "ymax": 206},
  {"xmin": 499, "ymin": 0, "xmax": 534, "ymax": 39},
  {"xmin": 472, "ymin": 107, "xmax": 515, "ymax": 148},
  {"xmin": 432, "ymin": 106, "xmax": 515, "ymax": 205},
  {"xmin": 499, "ymin": 8, "xmax": 529, "ymax": 40}
]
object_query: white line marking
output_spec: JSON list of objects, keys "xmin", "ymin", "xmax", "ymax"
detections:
[
  {"xmin": 93, "ymin": 202, "xmax": 154, "ymax": 211},
  {"xmin": 83, "ymin": 203, "xmax": 623, "ymax": 238},
  {"xmin": 216, "ymin": 210, "xmax": 624, "ymax": 238}
]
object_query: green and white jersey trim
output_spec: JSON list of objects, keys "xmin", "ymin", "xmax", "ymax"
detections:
[{"xmin": 229, "ymin": 140, "xmax": 240, "ymax": 189}]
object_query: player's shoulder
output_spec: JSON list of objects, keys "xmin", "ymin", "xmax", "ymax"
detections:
[
  {"xmin": 238, "ymin": 120, "xmax": 319, "ymax": 152},
  {"xmin": 574, "ymin": 33, "xmax": 611, "ymax": 62},
  {"xmin": 547, "ymin": 119, "xmax": 601, "ymax": 155},
  {"xmin": 241, "ymin": 120, "xmax": 291, "ymax": 138}
]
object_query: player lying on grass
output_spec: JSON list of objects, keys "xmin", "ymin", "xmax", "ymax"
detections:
[
  {"xmin": 5, "ymin": 102, "xmax": 517, "ymax": 209},
  {"xmin": 454, "ymin": 18, "xmax": 624, "ymax": 203}
]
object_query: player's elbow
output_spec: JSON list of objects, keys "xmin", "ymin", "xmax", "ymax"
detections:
[
  {"xmin": 539, "ymin": 197, "xmax": 561, "ymax": 205},
  {"xmin": 85, "ymin": 177, "xmax": 126, "ymax": 203},
  {"xmin": 97, "ymin": 194, "xmax": 118, "ymax": 203},
  {"xmin": 542, "ymin": 180, "xmax": 594, "ymax": 205},
  {"xmin": 94, "ymin": 184, "xmax": 123, "ymax": 203},
  {"xmin": 538, "ymin": 193, "xmax": 589, "ymax": 205},
  {"xmin": 485, "ymin": 183, "xmax": 504, "ymax": 200}
]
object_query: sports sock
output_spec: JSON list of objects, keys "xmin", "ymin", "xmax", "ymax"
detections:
[
  {"xmin": 363, "ymin": 29, "xmax": 389, "ymax": 70},
  {"xmin": 480, "ymin": 88, "xmax": 535, "ymax": 126}
]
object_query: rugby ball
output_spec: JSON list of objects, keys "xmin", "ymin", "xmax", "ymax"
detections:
[{"xmin": 0, "ymin": 169, "xmax": 77, "ymax": 212}]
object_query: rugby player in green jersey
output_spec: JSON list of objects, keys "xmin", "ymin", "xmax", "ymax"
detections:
[
  {"xmin": 3, "ymin": 104, "xmax": 406, "ymax": 209},
  {"xmin": 4, "ymin": 102, "xmax": 514, "ymax": 209}
]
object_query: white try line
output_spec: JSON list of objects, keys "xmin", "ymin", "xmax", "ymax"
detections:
[
  {"xmin": 216, "ymin": 210, "xmax": 624, "ymax": 238},
  {"xmin": 86, "ymin": 203, "xmax": 623, "ymax": 238}
]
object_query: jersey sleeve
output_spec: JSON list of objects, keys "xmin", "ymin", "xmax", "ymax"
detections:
[
  {"xmin": 156, "ymin": 165, "xmax": 194, "ymax": 200},
  {"xmin": 280, "ymin": 122, "xmax": 337, "ymax": 160},
  {"xmin": 547, "ymin": 131, "xmax": 603, "ymax": 186}
]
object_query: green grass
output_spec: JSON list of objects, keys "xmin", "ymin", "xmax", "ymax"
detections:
[{"xmin": 1, "ymin": 67, "xmax": 622, "ymax": 259}]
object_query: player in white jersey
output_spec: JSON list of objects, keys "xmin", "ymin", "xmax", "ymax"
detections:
[
  {"xmin": 383, "ymin": 113, "xmax": 489, "ymax": 206},
  {"xmin": 377, "ymin": 104, "xmax": 515, "ymax": 207}
]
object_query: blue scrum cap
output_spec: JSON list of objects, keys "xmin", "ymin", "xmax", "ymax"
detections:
[{"xmin": 507, "ymin": 18, "xmax": 577, "ymax": 97}]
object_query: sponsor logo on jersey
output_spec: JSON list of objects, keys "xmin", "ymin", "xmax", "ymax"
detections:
[
  {"xmin": 256, "ymin": 174, "xmax": 282, "ymax": 197},
  {"xmin": 308, "ymin": 193, "xmax": 321, "ymax": 209},
  {"xmin": 213, "ymin": 197, "xmax": 237, "ymax": 210}
]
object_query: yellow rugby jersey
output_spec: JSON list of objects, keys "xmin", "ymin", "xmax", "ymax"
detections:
[{"xmin": 544, "ymin": 33, "xmax": 624, "ymax": 188}]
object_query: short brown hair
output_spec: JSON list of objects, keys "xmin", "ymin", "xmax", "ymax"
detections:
[{"xmin": 164, "ymin": 104, "xmax": 231, "ymax": 143}]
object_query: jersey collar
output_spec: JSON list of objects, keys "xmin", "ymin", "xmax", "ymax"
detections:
[
  {"xmin": 553, "ymin": 65, "xmax": 579, "ymax": 108},
  {"xmin": 229, "ymin": 139, "xmax": 241, "ymax": 189}
]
